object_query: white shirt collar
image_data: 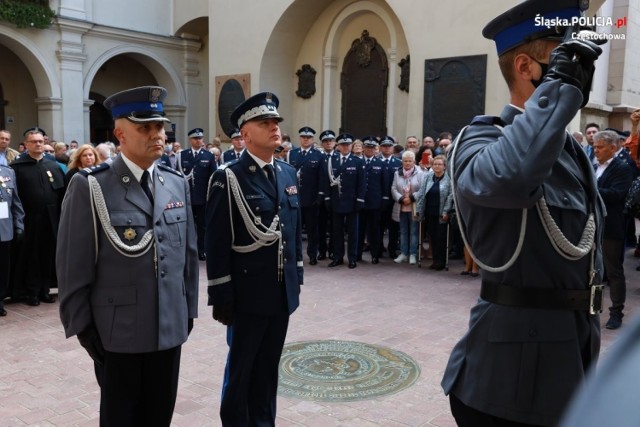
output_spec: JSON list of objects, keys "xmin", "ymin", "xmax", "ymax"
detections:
[
  {"xmin": 246, "ymin": 150, "xmax": 273, "ymax": 169},
  {"xmin": 121, "ymin": 153, "xmax": 155, "ymax": 183}
]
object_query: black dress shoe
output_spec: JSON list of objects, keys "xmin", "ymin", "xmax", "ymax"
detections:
[
  {"xmin": 309, "ymin": 257, "xmax": 317, "ymax": 265},
  {"xmin": 40, "ymin": 294, "xmax": 57, "ymax": 304},
  {"xmin": 26, "ymin": 296, "xmax": 40, "ymax": 306},
  {"xmin": 371, "ymin": 257, "xmax": 379, "ymax": 264},
  {"xmin": 348, "ymin": 261, "xmax": 357, "ymax": 269},
  {"xmin": 317, "ymin": 254, "xmax": 327, "ymax": 261},
  {"xmin": 199, "ymin": 253, "xmax": 207, "ymax": 261},
  {"xmin": 328, "ymin": 259, "xmax": 343, "ymax": 267}
]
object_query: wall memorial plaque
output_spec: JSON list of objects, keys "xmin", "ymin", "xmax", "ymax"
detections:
[
  {"xmin": 423, "ymin": 55, "xmax": 486, "ymax": 139},
  {"xmin": 215, "ymin": 74, "xmax": 250, "ymax": 139}
]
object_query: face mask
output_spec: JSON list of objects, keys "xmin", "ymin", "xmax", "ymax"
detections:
[{"xmin": 530, "ymin": 60, "xmax": 549, "ymax": 88}]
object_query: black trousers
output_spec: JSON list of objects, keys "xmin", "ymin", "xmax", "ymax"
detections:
[
  {"xmin": 450, "ymin": 394, "xmax": 543, "ymax": 427},
  {"xmin": 602, "ymin": 237, "xmax": 626, "ymax": 315},
  {"xmin": 301, "ymin": 205, "xmax": 319, "ymax": 259},
  {"xmin": 221, "ymin": 312, "xmax": 289, "ymax": 426},
  {"xmin": 332, "ymin": 211, "xmax": 358, "ymax": 262},
  {"xmin": 425, "ymin": 214, "xmax": 448, "ymax": 266},
  {"xmin": 358, "ymin": 208, "xmax": 382, "ymax": 258},
  {"xmin": 96, "ymin": 346, "xmax": 182, "ymax": 427},
  {"xmin": 192, "ymin": 203, "xmax": 206, "ymax": 255},
  {"xmin": 318, "ymin": 203, "xmax": 332, "ymax": 257}
]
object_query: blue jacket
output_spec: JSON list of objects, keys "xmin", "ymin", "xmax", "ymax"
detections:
[
  {"xmin": 288, "ymin": 147, "xmax": 325, "ymax": 207},
  {"xmin": 205, "ymin": 154, "xmax": 303, "ymax": 315},
  {"xmin": 362, "ymin": 156, "xmax": 389, "ymax": 210},
  {"xmin": 177, "ymin": 149, "xmax": 217, "ymax": 206},
  {"xmin": 321, "ymin": 153, "xmax": 366, "ymax": 213}
]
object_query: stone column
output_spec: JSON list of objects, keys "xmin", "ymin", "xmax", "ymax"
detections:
[{"xmin": 322, "ymin": 56, "xmax": 338, "ymax": 131}]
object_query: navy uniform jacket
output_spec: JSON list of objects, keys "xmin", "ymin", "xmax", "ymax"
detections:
[
  {"xmin": 177, "ymin": 149, "xmax": 217, "ymax": 206},
  {"xmin": 57, "ymin": 156, "xmax": 199, "ymax": 353},
  {"xmin": 616, "ymin": 148, "xmax": 639, "ymax": 178},
  {"xmin": 0, "ymin": 165, "xmax": 25, "ymax": 241},
  {"xmin": 597, "ymin": 157, "xmax": 633, "ymax": 240},
  {"xmin": 321, "ymin": 153, "xmax": 366, "ymax": 213},
  {"xmin": 381, "ymin": 156, "xmax": 401, "ymax": 206},
  {"xmin": 222, "ymin": 148, "xmax": 244, "ymax": 164},
  {"xmin": 288, "ymin": 147, "xmax": 324, "ymax": 207},
  {"xmin": 362, "ymin": 157, "xmax": 389, "ymax": 210},
  {"xmin": 205, "ymin": 154, "xmax": 303, "ymax": 316},
  {"xmin": 441, "ymin": 79, "xmax": 605, "ymax": 426}
]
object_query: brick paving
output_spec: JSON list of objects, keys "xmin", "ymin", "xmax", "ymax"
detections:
[{"xmin": 1, "ymin": 248, "xmax": 639, "ymax": 426}]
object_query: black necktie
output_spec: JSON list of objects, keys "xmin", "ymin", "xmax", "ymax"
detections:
[
  {"xmin": 264, "ymin": 164, "xmax": 276, "ymax": 189},
  {"xmin": 141, "ymin": 170, "xmax": 154, "ymax": 204},
  {"xmin": 302, "ymin": 150, "xmax": 307, "ymax": 157},
  {"xmin": 341, "ymin": 157, "xmax": 346, "ymax": 166}
]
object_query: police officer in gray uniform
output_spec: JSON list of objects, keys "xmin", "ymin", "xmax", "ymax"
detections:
[
  {"xmin": 441, "ymin": 1, "xmax": 606, "ymax": 426},
  {"xmin": 57, "ymin": 86, "xmax": 199, "ymax": 426},
  {"xmin": 0, "ymin": 164, "xmax": 24, "ymax": 316}
]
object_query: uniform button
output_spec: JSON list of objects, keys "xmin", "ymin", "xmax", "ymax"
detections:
[
  {"xmin": 127, "ymin": 219, "xmax": 132, "ymax": 224},
  {"xmin": 108, "ymin": 297, "xmax": 114, "ymax": 303},
  {"xmin": 282, "ymin": 241, "xmax": 286, "ymax": 246},
  {"xmin": 161, "ymin": 271, "xmax": 166, "ymax": 277},
  {"xmin": 256, "ymin": 207, "xmax": 261, "ymax": 212},
  {"xmin": 158, "ymin": 237, "xmax": 163, "ymax": 242},
  {"xmin": 160, "ymin": 255, "xmax": 165, "ymax": 260},
  {"xmin": 563, "ymin": 196, "xmax": 570, "ymax": 205},
  {"xmin": 528, "ymin": 328, "xmax": 537, "ymax": 338},
  {"xmin": 243, "ymin": 269, "xmax": 248, "ymax": 274},
  {"xmin": 156, "ymin": 221, "xmax": 161, "ymax": 225},
  {"xmin": 538, "ymin": 96, "xmax": 549, "ymax": 108},
  {"xmin": 177, "ymin": 216, "xmax": 181, "ymax": 220}
]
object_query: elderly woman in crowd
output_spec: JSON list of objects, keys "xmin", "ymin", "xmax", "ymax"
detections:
[
  {"xmin": 351, "ymin": 139, "xmax": 364, "ymax": 158},
  {"xmin": 392, "ymin": 150, "xmax": 424, "ymax": 265},
  {"xmin": 416, "ymin": 155, "xmax": 452, "ymax": 270},
  {"xmin": 64, "ymin": 144, "xmax": 102, "ymax": 187}
]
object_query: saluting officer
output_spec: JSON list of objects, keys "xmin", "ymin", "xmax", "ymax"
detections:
[
  {"xmin": 57, "ymin": 86, "xmax": 199, "ymax": 426},
  {"xmin": 289, "ymin": 126, "xmax": 325, "ymax": 264},
  {"xmin": 221, "ymin": 128, "xmax": 245, "ymax": 164},
  {"xmin": 205, "ymin": 92, "xmax": 303, "ymax": 426},
  {"xmin": 357, "ymin": 136, "xmax": 389, "ymax": 264},
  {"xmin": 379, "ymin": 136, "xmax": 401, "ymax": 258},
  {"xmin": 177, "ymin": 128, "xmax": 217, "ymax": 260},
  {"xmin": 322, "ymin": 133, "xmax": 366, "ymax": 269},
  {"xmin": 441, "ymin": 1, "xmax": 606, "ymax": 426}
]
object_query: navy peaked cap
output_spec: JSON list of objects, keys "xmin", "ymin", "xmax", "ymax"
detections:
[
  {"xmin": 320, "ymin": 130, "xmax": 336, "ymax": 141},
  {"xmin": 299, "ymin": 126, "xmax": 316, "ymax": 137},
  {"xmin": 483, "ymin": 0, "xmax": 589, "ymax": 55},
  {"xmin": 380, "ymin": 136, "xmax": 395, "ymax": 146},
  {"xmin": 336, "ymin": 133, "xmax": 355, "ymax": 144},
  {"xmin": 104, "ymin": 86, "xmax": 170, "ymax": 123},
  {"xmin": 188, "ymin": 128, "xmax": 204, "ymax": 138},
  {"xmin": 230, "ymin": 92, "xmax": 283, "ymax": 129},
  {"xmin": 23, "ymin": 126, "xmax": 47, "ymax": 137}
]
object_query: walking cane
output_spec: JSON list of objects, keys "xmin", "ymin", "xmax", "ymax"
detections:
[{"xmin": 445, "ymin": 219, "xmax": 450, "ymax": 271}]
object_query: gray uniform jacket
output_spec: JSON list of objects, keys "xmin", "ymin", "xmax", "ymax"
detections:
[
  {"xmin": 57, "ymin": 155, "xmax": 199, "ymax": 353},
  {"xmin": 0, "ymin": 165, "xmax": 24, "ymax": 241},
  {"xmin": 441, "ymin": 79, "xmax": 605, "ymax": 426}
]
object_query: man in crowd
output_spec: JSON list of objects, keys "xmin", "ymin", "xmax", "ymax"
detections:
[
  {"xmin": 593, "ymin": 130, "xmax": 633, "ymax": 330},
  {"xmin": 0, "ymin": 162, "xmax": 24, "ymax": 316},
  {"xmin": 379, "ymin": 136, "xmax": 401, "ymax": 258},
  {"xmin": 205, "ymin": 92, "xmax": 303, "ymax": 425},
  {"xmin": 357, "ymin": 136, "xmax": 389, "ymax": 264},
  {"xmin": 10, "ymin": 128, "xmax": 64, "ymax": 305},
  {"xmin": 405, "ymin": 135, "xmax": 419, "ymax": 153},
  {"xmin": 584, "ymin": 122, "xmax": 599, "ymax": 163},
  {"xmin": 442, "ymin": 1, "xmax": 606, "ymax": 425},
  {"xmin": 289, "ymin": 126, "xmax": 324, "ymax": 265},
  {"xmin": 0, "ymin": 130, "xmax": 19, "ymax": 166},
  {"xmin": 177, "ymin": 127, "xmax": 217, "ymax": 260},
  {"xmin": 322, "ymin": 133, "xmax": 366, "ymax": 269},
  {"xmin": 222, "ymin": 128, "xmax": 245, "ymax": 163},
  {"xmin": 57, "ymin": 86, "xmax": 199, "ymax": 426},
  {"xmin": 318, "ymin": 130, "xmax": 337, "ymax": 260}
]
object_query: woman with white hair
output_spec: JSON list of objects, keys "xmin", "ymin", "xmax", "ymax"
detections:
[{"xmin": 391, "ymin": 150, "xmax": 424, "ymax": 264}]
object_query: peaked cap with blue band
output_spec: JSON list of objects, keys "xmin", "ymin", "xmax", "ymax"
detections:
[
  {"xmin": 299, "ymin": 126, "xmax": 316, "ymax": 137},
  {"xmin": 483, "ymin": 0, "xmax": 589, "ymax": 56},
  {"xmin": 320, "ymin": 130, "xmax": 336, "ymax": 141},
  {"xmin": 103, "ymin": 86, "xmax": 170, "ymax": 123},
  {"xmin": 380, "ymin": 136, "xmax": 395, "ymax": 146},
  {"xmin": 336, "ymin": 133, "xmax": 355, "ymax": 145},
  {"xmin": 362, "ymin": 136, "xmax": 379, "ymax": 147},
  {"xmin": 230, "ymin": 92, "xmax": 283, "ymax": 129},
  {"xmin": 188, "ymin": 128, "xmax": 204, "ymax": 138},
  {"xmin": 229, "ymin": 128, "xmax": 242, "ymax": 139}
]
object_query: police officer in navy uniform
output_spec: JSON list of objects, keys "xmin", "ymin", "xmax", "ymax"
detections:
[
  {"xmin": 288, "ymin": 126, "xmax": 324, "ymax": 264},
  {"xmin": 317, "ymin": 130, "xmax": 336, "ymax": 260},
  {"xmin": 379, "ymin": 136, "xmax": 401, "ymax": 258},
  {"xmin": 205, "ymin": 92, "xmax": 303, "ymax": 426},
  {"xmin": 221, "ymin": 128, "xmax": 245, "ymax": 164},
  {"xmin": 57, "ymin": 86, "xmax": 199, "ymax": 426},
  {"xmin": 177, "ymin": 128, "xmax": 217, "ymax": 260},
  {"xmin": 0, "ymin": 164, "xmax": 24, "ymax": 316},
  {"xmin": 441, "ymin": 1, "xmax": 606, "ymax": 426},
  {"xmin": 322, "ymin": 133, "xmax": 366, "ymax": 269},
  {"xmin": 357, "ymin": 136, "xmax": 389, "ymax": 264}
]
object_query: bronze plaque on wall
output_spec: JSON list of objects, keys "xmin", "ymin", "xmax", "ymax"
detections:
[
  {"xmin": 423, "ymin": 55, "xmax": 486, "ymax": 138},
  {"xmin": 216, "ymin": 74, "xmax": 250, "ymax": 140}
]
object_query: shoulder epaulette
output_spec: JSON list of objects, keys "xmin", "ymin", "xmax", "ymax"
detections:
[
  {"xmin": 157, "ymin": 163, "xmax": 183, "ymax": 177},
  {"xmin": 79, "ymin": 163, "xmax": 110, "ymax": 176},
  {"xmin": 470, "ymin": 115, "xmax": 506, "ymax": 127}
]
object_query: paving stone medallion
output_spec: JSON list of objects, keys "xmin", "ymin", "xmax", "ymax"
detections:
[{"xmin": 278, "ymin": 340, "xmax": 421, "ymax": 401}]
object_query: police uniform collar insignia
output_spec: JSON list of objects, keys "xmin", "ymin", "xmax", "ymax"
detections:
[
  {"xmin": 249, "ymin": 165, "xmax": 256, "ymax": 173},
  {"xmin": 121, "ymin": 174, "xmax": 131, "ymax": 184},
  {"xmin": 158, "ymin": 175, "xmax": 165, "ymax": 184},
  {"xmin": 46, "ymin": 170, "xmax": 54, "ymax": 182},
  {"xmin": 123, "ymin": 227, "xmax": 137, "ymax": 241}
]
